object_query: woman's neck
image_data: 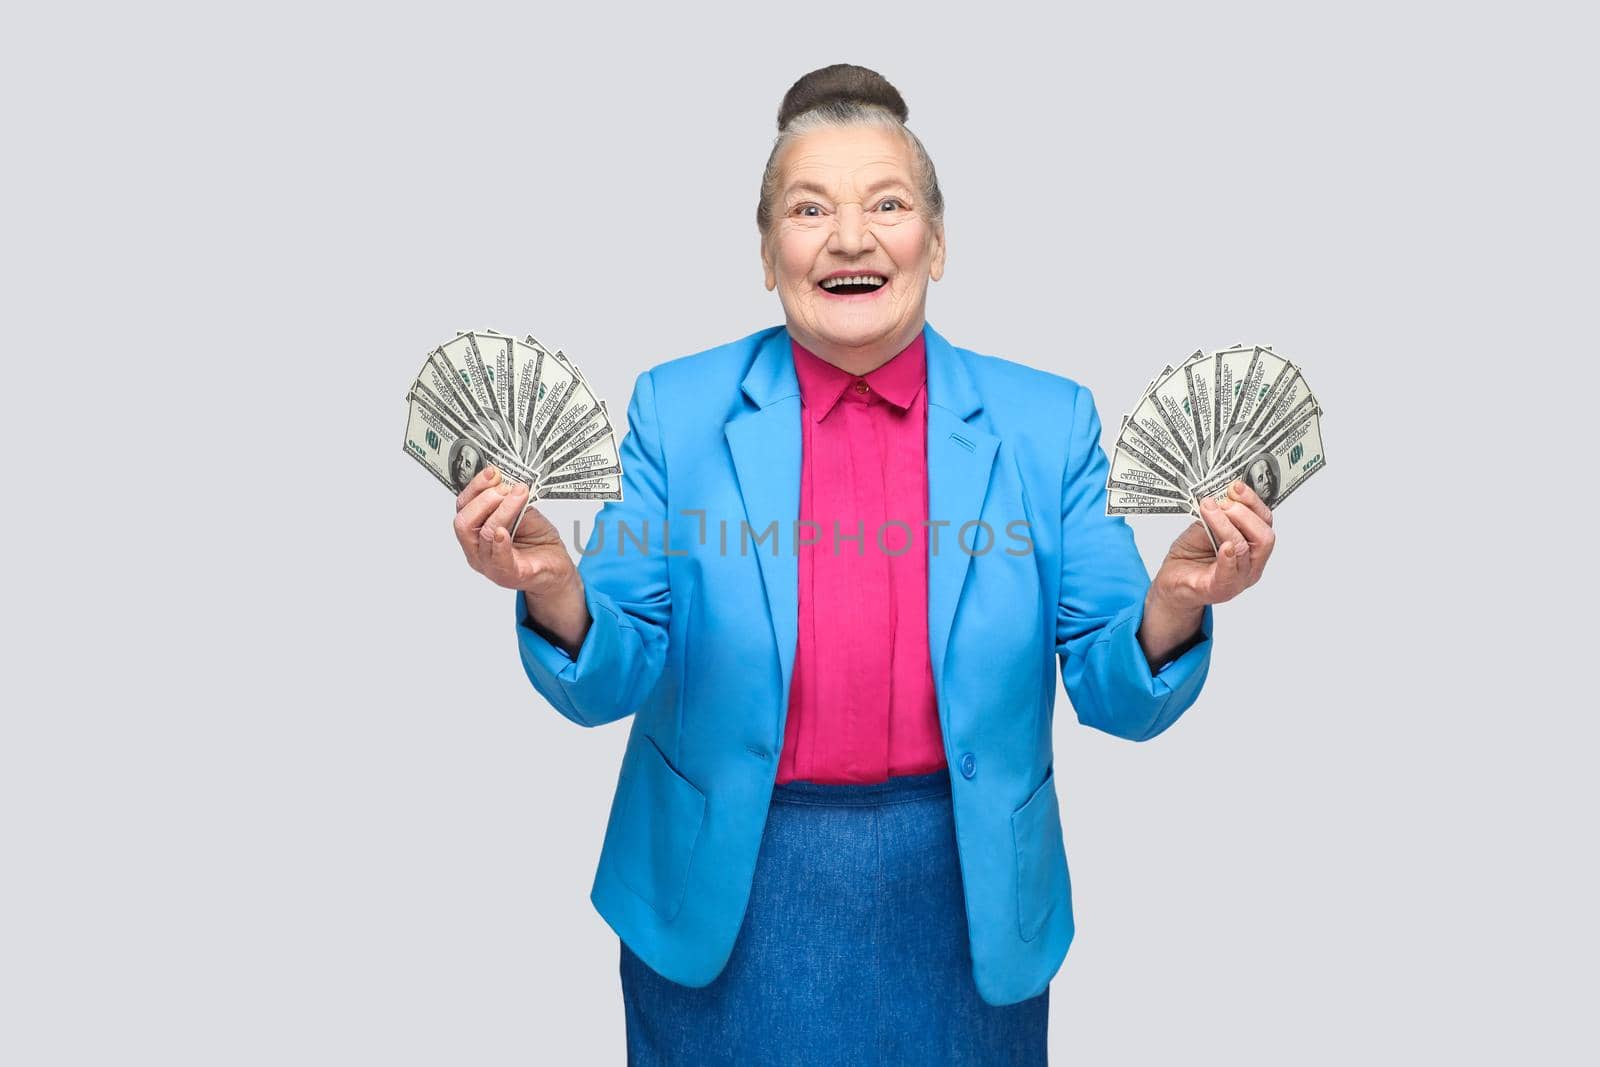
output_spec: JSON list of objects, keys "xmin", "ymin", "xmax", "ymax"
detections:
[{"xmin": 788, "ymin": 320, "xmax": 924, "ymax": 377}]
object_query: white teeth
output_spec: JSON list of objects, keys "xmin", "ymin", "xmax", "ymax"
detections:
[{"xmin": 820, "ymin": 274, "xmax": 887, "ymax": 289}]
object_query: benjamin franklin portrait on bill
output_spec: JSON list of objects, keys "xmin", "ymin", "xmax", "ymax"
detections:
[
  {"xmin": 447, "ymin": 438, "xmax": 487, "ymax": 491},
  {"xmin": 1244, "ymin": 452, "xmax": 1281, "ymax": 506}
]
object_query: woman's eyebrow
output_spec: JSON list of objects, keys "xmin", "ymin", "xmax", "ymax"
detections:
[
  {"xmin": 782, "ymin": 180, "xmax": 832, "ymax": 200},
  {"xmin": 859, "ymin": 177, "xmax": 911, "ymax": 195},
  {"xmin": 783, "ymin": 177, "xmax": 912, "ymax": 200}
]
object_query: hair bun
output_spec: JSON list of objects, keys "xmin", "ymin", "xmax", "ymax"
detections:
[{"xmin": 777, "ymin": 63, "xmax": 909, "ymax": 130}]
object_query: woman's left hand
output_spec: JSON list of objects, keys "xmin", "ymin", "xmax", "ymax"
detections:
[{"xmin": 1137, "ymin": 480, "xmax": 1276, "ymax": 664}]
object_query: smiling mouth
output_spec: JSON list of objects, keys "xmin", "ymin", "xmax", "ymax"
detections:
[{"xmin": 818, "ymin": 273, "xmax": 887, "ymax": 296}]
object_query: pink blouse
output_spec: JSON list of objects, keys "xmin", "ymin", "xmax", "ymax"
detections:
[{"xmin": 775, "ymin": 332, "xmax": 947, "ymax": 785}]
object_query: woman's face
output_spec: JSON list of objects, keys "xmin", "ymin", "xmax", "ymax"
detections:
[{"xmin": 762, "ymin": 124, "xmax": 945, "ymax": 362}]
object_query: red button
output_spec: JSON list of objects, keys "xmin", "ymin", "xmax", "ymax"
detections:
[{"xmin": 853, "ymin": 380, "xmax": 869, "ymax": 394}]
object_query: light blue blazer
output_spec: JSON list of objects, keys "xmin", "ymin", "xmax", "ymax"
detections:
[{"xmin": 514, "ymin": 322, "xmax": 1214, "ymax": 1006}]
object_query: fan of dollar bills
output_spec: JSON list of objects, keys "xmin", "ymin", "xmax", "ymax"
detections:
[
  {"xmin": 402, "ymin": 329, "xmax": 624, "ymax": 502},
  {"xmin": 1106, "ymin": 344, "xmax": 1325, "ymax": 519}
]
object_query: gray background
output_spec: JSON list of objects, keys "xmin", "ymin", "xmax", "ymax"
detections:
[{"xmin": 4, "ymin": 1, "xmax": 1594, "ymax": 1063}]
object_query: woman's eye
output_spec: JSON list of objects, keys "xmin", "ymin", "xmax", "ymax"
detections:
[
  {"xmin": 794, "ymin": 204, "xmax": 822, "ymax": 217},
  {"xmin": 876, "ymin": 198, "xmax": 905, "ymax": 212}
]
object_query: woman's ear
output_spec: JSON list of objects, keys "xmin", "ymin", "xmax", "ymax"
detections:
[
  {"xmin": 760, "ymin": 236, "xmax": 777, "ymax": 291},
  {"xmin": 929, "ymin": 223, "xmax": 947, "ymax": 283}
]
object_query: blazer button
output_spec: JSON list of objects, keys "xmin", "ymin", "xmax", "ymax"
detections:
[{"xmin": 959, "ymin": 752, "xmax": 977, "ymax": 779}]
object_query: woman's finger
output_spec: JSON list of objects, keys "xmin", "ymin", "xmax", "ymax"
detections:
[
  {"xmin": 455, "ymin": 464, "xmax": 504, "ymax": 513},
  {"xmin": 1197, "ymin": 496, "xmax": 1244, "ymax": 555},
  {"xmin": 1222, "ymin": 497, "xmax": 1276, "ymax": 584},
  {"xmin": 1222, "ymin": 496, "xmax": 1271, "ymax": 547},
  {"xmin": 478, "ymin": 482, "xmax": 530, "ymax": 550},
  {"xmin": 1225, "ymin": 479, "xmax": 1273, "ymax": 527},
  {"xmin": 453, "ymin": 484, "xmax": 508, "ymax": 560},
  {"xmin": 1206, "ymin": 539, "xmax": 1252, "ymax": 603},
  {"xmin": 484, "ymin": 523, "xmax": 521, "ymax": 583}
]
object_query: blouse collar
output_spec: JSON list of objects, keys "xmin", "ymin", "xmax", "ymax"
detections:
[{"xmin": 790, "ymin": 330, "xmax": 927, "ymax": 419}]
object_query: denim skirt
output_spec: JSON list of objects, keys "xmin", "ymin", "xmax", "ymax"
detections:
[{"xmin": 619, "ymin": 767, "xmax": 1049, "ymax": 1065}]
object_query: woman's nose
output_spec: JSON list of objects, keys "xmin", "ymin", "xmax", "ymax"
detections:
[{"xmin": 827, "ymin": 203, "xmax": 876, "ymax": 256}]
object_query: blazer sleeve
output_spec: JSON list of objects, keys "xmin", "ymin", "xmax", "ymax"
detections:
[
  {"xmin": 1055, "ymin": 384, "xmax": 1214, "ymax": 741},
  {"xmin": 513, "ymin": 369, "xmax": 671, "ymax": 728}
]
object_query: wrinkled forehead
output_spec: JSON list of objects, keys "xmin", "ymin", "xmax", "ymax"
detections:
[{"xmin": 777, "ymin": 127, "xmax": 917, "ymax": 201}]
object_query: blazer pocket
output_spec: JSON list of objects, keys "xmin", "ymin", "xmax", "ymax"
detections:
[
  {"xmin": 1011, "ymin": 765, "xmax": 1070, "ymax": 942},
  {"xmin": 615, "ymin": 733, "xmax": 707, "ymax": 922}
]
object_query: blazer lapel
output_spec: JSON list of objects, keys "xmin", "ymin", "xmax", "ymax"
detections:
[
  {"xmin": 923, "ymin": 324, "xmax": 999, "ymax": 716},
  {"xmin": 724, "ymin": 328, "xmax": 803, "ymax": 714},
  {"xmin": 722, "ymin": 323, "xmax": 999, "ymax": 735}
]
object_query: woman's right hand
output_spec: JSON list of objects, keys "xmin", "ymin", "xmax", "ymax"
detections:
[{"xmin": 453, "ymin": 465, "xmax": 591, "ymax": 653}]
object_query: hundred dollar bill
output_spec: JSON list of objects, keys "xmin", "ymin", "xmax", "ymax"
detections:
[
  {"xmin": 407, "ymin": 327, "xmax": 625, "ymax": 524},
  {"xmin": 1129, "ymin": 368, "xmax": 1205, "ymax": 481},
  {"xmin": 1138, "ymin": 364, "xmax": 1174, "ymax": 404},
  {"xmin": 530, "ymin": 336, "xmax": 591, "ymax": 393},
  {"xmin": 522, "ymin": 336, "xmax": 613, "ymax": 427},
  {"xmin": 1118, "ymin": 415, "xmax": 1193, "ymax": 486},
  {"xmin": 1217, "ymin": 362, "xmax": 1316, "ymax": 471},
  {"xmin": 538, "ymin": 473, "xmax": 623, "ymax": 501},
  {"xmin": 539, "ymin": 342, "xmax": 620, "ymax": 452},
  {"xmin": 1251, "ymin": 363, "xmax": 1318, "ymax": 432},
  {"xmin": 410, "ymin": 377, "xmax": 540, "ymax": 483},
  {"xmin": 1212, "ymin": 347, "xmax": 1293, "ymax": 467},
  {"xmin": 1191, "ymin": 401, "xmax": 1326, "ymax": 509},
  {"xmin": 459, "ymin": 332, "xmax": 514, "ymax": 439},
  {"xmin": 1107, "ymin": 342, "xmax": 1320, "ymax": 535},
  {"xmin": 537, "ymin": 390, "xmax": 610, "ymax": 468},
  {"xmin": 475, "ymin": 331, "xmax": 520, "ymax": 443},
  {"xmin": 403, "ymin": 393, "xmax": 475, "ymax": 493},
  {"xmin": 1181, "ymin": 352, "xmax": 1218, "ymax": 470},
  {"xmin": 1211, "ymin": 344, "xmax": 1259, "ymax": 458},
  {"xmin": 511, "ymin": 341, "xmax": 621, "ymax": 478},
  {"xmin": 1109, "ymin": 443, "xmax": 1189, "ymax": 498},
  {"xmin": 1106, "ymin": 486, "xmax": 1196, "ymax": 515},
  {"xmin": 531, "ymin": 339, "xmax": 610, "ymax": 428},
  {"xmin": 542, "ymin": 417, "xmax": 620, "ymax": 482},
  {"xmin": 415, "ymin": 348, "xmax": 511, "ymax": 454},
  {"xmin": 454, "ymin": 330, "xmax": 518, "ymax": 420},
  {"xmin": 431, "ymin": 334, "xmax": 517, "ymax": 452},
  {"xmin": 505, "ymin": 337, "xmax": 550, "ymax": 459},
  {"xmin": 1120, "ymin": 403, "xmax": 1199, "ymax": 484},
  {"xmin": 459, "ymin": 332, "xmax": 520, "ymax": 447},
  {"xmin": 542, "ymin": 460, "xmax": 622, "ymax": 486},
  {"xmin": 522, "ymin": 350, "xmax": 591, "ymax": 464},
  {"xmin": 1218, "ymin": 393, "xmax": 1320, "ymax": 476},
  {"xmin": 1117, "ymin": 429, "xmax": 1192, "ymax": 495},
  {"xmin": 403, "ymin": 387, "xmax": 538, "ymax": 494}
]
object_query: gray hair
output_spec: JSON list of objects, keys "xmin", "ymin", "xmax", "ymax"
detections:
[{"xmin": 755, "ymin": 103, "xmax": 945, "ymax": 242}]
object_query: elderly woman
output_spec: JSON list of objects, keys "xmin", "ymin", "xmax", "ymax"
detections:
[{"xmin": 451, "ymin": 64, "xmax": 1277, "ymax": 1065}]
